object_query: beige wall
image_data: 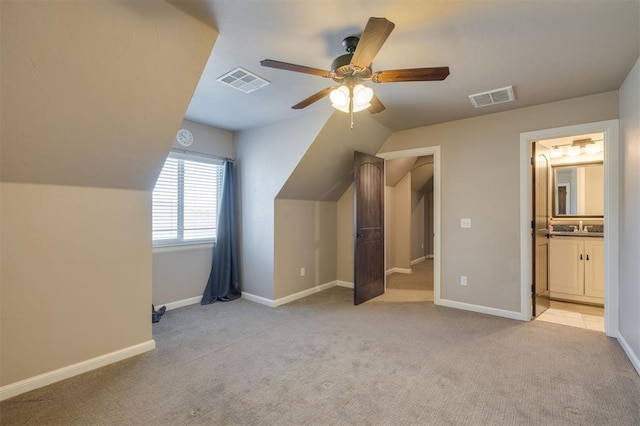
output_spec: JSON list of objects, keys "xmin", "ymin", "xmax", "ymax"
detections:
[
  {"xmin": 0, "ymin": 1, "xmax": 217, "ymax": 389},
  {"xmin": 337, "ymin": 185, "xmax": 354, "ymax": 283},
  {"xmin": 378, "ymin": 91, "xmax": 618, "ymax": 312},
  {"xmin": 619, "ymin": 57, "xmax": 640, "ymax": 366},
  {"xmin": 393, "ymin": 173, "xmax": 412, "ymax": 270},
  {"xmin": 152, "ymin": 121, "xmax": 233, "ymax": 306},
  {"xmin": 0, "ymin": 1, "xmax": 215, "ymax": 191},
  {"xmin": 1, "ymin": 184, "xmax": 152, "ymax": 385},
  {"xmin": 411, "ymin": 191, "xmax": 426, "ymax": 261},
  {"xmin": 274, "ymin": 199, "xmax": 337, "ymax": 299},
  {"xmin": 384, "ymin": 186, "xmax": 396, "ymax": 269},
  {"xmin": 235, "ymin": 109, "xmax": 333, "ymax": 300}
]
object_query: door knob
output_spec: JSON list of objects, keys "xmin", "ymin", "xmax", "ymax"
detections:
[{"xmin": 355, "ymin": 232, "xmax": 364, "ymax": 238}]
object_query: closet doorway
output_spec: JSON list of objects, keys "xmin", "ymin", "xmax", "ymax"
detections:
[{"xmin": 376, "ymin": 146, "xmax": 441, "ymax": 304}]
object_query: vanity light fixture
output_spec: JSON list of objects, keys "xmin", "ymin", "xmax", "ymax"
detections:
[{"xmin": 550, "ymin": 146, "xmax": 563, "ymax": 158}]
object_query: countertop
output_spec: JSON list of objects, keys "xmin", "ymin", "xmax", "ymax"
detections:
[{"xmin": 549, "ymin": 231, "xmax": 604, "ymax": 238}]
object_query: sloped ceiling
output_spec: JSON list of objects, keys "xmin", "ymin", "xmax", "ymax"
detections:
[
  {"xmin": 386, "ymin": 155, "xmax": 433, "ymax": 191},
  {"xmin": 170, "ymin": 0, "xmax": 639, "ymax": 132},
  {"xmin": 277, "ymin": 112, "xmax": 393, "ymax": 201},
  {"xmin": 0, "ymin": 1, "xmax": 217, "ymax": 191}
]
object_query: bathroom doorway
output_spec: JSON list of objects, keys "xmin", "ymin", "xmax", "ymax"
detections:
[{"xmin": 519, "ymin": 120, "xmax": 619, "ymax": 336}]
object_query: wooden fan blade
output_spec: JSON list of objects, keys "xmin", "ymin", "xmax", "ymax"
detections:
[
  {"xmin": 368, "ymin": 94, "xmax": 385, "ymax": 114},
  {"xmin": 351, "ymin": 17, "xmax": 395, "ymax": 69},
  {"xmin": 292, "ymin": 87, "xmax": 334, "ymax": 109},
  {"xmin": 260, "ymin": 59, "xmax": 331, "ymax": 78},
  {"xmin": 372, "ymin": 67, "xmax": 450, "ymax": 83}
]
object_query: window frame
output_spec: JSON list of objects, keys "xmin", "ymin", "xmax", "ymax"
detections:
[{"xmin": 152, "ymin": 150, "xmax": 224, "ymax": 248}]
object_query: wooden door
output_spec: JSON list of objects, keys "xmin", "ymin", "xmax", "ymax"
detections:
[
  {"xmin": 353, "ymin": 151, "xmax": 385, "ymax": 305},
  {"xmin": 532, "ymin": 142, "xmax": 551, "ymax": 316}
]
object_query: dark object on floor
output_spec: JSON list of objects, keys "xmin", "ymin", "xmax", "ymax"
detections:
[{"xmin": 152, "ymin": 305, "xmax": 166, "ymax": 323}]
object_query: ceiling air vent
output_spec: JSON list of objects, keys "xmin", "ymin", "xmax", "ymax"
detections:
[
  {"xmin": 468, "ymin": 86, "xmax": 515, "ymax": 108},
  {"xmin": 217, "ymin": 67, "xmax": 270, "ymax": 93}
]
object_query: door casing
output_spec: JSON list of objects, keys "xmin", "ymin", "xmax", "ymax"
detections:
[
  {"xmin": 519, "ymin": 120, "xmax": 619, "ymax": 336},
  {"xmin": 377, "ymin": 146, "xmax": 441, "ymax": 304}
]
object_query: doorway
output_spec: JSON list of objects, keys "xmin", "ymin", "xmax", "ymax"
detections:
[
  {"xmin": 377, "ymin": 146, "xmax": 441, "ymax": 304},
  {"xmin": 532, "ymin": 133, "xmax": 605, "ymax": 331},
  {"xmin": 519, "ymin": 120, "xmax": 619, "ymax": 336}
]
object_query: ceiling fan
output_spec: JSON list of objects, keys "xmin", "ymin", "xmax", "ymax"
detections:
[{"xmin": 261, "ymin": 17, "xmax": 450, "ymax": 118}]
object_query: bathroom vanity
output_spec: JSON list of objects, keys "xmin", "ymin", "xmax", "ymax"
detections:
[{"xmin": 549, "ymin": 234, "xmax": 604, "ymax": 306}]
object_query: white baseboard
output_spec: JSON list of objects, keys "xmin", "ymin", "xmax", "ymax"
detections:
[
  {"xmin": 273, "ymin": 281, "xmax": 338, "ymax": 306},
  {"xmin": 241, "ymin": 292, "xmax": 275, "ymax": 307},
  {"xmin": 386, "ymin": 267, "xmax": 412, "ymax": 275},
  {"xmin": 159, "ymin": 296, "xmax": 201, "ymax": 311},
  {"xmin": 242, "ymin": 281, "xmax": 341, "ymax": 308},
  {"xmin": 411, "ymin": 257, "xmax": 426, "ymax": 265},
  {"xmin": 0, "ymin": 340, "xmax": 156, "ymax": 401},
  {"xmin": 437, "ymin": 298, "xmax": 526, "ymax": 321},
  {"xmin": 336, "ymin": 280, "xmax": 354, "ymax": 289},
  {"xmin": 617, "ymin": 334, "xmax": 640, "ymax": 376}
]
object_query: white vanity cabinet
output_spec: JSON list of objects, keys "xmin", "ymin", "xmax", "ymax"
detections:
[{"xmin": 549, "ymin": 237, "xmax": 604, "ymax": 305}]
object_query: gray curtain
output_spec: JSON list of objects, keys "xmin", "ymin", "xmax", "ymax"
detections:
[{"xmin": 201, "ymin": 161, "xmax": 241, "ymax": 304}]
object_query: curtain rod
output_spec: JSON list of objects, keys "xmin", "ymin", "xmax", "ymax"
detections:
[{"xmin": 170, "ymin": 148, "xmax": 234, "ymax": 162}]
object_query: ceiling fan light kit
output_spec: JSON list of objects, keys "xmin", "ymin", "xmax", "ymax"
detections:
[
  {"xmin": 330, "ymin": 84, "xmax": 373, "ymax": 113},
  {"xmin": 260, "ymin": 17, "xmax": 450, "ymax": 128}
]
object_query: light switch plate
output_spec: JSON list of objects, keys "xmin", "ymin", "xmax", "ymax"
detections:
[{"xmin": 461, "ymin": 218, "xmax": 472, "ymax": 228}]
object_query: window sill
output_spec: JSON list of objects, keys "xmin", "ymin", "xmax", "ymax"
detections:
[{"xmin": 153, "ymin": 242, "xmax": 214, "ymax": 254}]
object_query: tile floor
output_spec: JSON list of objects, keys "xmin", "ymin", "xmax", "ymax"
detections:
[{"xmin": 536, "ymin": 300, "xmax": 604, "ymax": 332}]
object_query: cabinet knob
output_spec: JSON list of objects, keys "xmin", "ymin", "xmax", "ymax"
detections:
[
  {"xmin": 586, "ymin": 254, "xmax": 590, "ymax": 261},
  {"xmin": 580, "ymin": 254, "xmax": 583, "ymax": 260}
]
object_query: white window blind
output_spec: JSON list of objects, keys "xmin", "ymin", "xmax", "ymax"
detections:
[{"xmin": 152, "ymin": 151, "xmax": 224, "ymax": 245}]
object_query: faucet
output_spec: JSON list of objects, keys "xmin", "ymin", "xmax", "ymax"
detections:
[{"xmin": 579, "ymin": 220, "xmax": 583, "ymax": 232}]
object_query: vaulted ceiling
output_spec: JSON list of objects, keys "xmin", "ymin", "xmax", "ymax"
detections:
[{"xmin": 172, "ymin": 0, "xmax": 639, "ymax": 133}]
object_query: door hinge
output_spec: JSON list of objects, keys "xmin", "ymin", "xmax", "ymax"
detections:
[
  {"xmin": 531, "ymin": 284, "xmax": 535, "ymax": 293},
  {"xmin": 531, "ymin": 220, "xmax": 535, "ymax": 229},
  {"xmin": 530, "ymin": 157, "xmax": 534, "ymax": 165}
]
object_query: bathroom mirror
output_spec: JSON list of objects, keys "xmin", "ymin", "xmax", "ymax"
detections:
[{"xmin": 552, "ymin": 162, "xmax": 604, "ymax": 217}]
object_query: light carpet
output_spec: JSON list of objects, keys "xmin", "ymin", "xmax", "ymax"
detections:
[{"xmin": 1, "ymin": 287, "xmax": 639, "ymax": 425}]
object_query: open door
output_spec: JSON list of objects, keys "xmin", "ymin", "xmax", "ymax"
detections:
[
  {"xmin": 353, "ymin": 151, "xmax": 385, "ymax": 305},
  {"xmin": 532, "ymin": 142, "xmax": 551, "ymax": 317}
]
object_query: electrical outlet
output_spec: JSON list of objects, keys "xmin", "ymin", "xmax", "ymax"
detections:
[
  {"xmin": 460, "ymin": 276, "xmax": 468, "ymax": 286},
  {"xmin": 300, "ymin": 267, "xmax": 305, "ymax": 277},
  {"xmin": 461, "ymin": 218, "xmax": 472, "ymax": 228}
]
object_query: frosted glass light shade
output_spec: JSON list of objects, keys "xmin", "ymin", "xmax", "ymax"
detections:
[
  {"xmin": 567, "ymin": 145, "xmax": 581, "ymax": 156},
  {"xmin": 550, "ymin": 146, "xmax": 563, "ymax": 158},
  {"xmin": 330, "ymin": 84, "xmax": 373, "ymax": 113},
  {"xmin": 585, "ymin": 142, "xmax": 601, "ymax": 155},
  {"xmin": 352, "ymin": 84, "xmax": 373, "ymax": 112},
  {"xmin": 330, "ymin": 86, "xmax": 350, "ymax": 113}
]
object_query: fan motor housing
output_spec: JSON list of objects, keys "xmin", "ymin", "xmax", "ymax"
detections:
[{"xmin": 331, "ymin": 53, "xmax": 372, "ymax": 82}]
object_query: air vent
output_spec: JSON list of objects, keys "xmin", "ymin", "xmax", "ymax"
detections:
[
  {"xmin": 217, "ymin": 67, "xmax": 270, "ymax": 93},
  {"xmin": 468, "ymin": 86, "xmax": 515, "ymax": 108}
]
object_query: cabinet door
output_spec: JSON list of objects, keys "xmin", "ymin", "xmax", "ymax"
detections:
[
  {"xmin": 584, "ymin": 239, "xmax": 605, "ymax": 298},
  {"xmin": 550, "ymin": 238, "xmax": 583, "ymax": 295}
]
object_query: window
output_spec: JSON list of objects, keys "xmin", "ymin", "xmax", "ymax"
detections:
[{"xmin": 152, "ymin": 151, "xmax": 224, "ymax": 245}]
